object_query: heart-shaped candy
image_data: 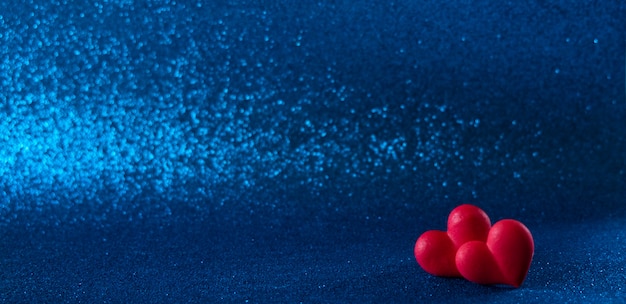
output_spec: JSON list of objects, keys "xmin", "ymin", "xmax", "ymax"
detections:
[
  {"xmin": 414, "ymin": 204, "xmax": 534, "ymax": 287},
  {"xmin": 414, "ymin": 204, "xmax": 491, "ymax": 277},
  {"xmin": 455, "ymin": 219, "xmax": 534, "ymax": 287}
]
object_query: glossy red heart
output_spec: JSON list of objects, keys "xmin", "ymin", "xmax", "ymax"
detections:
[
  {"xmin": 414, "ymin": 204, "xmax": 491, "ymax": 277},
  {"xmin": 456, "ymin": 219, "xmax": 534, "ymax": 287},
  {"xmin": 414, "ymin": 204, "xmax": 534, "ymax": 287}
]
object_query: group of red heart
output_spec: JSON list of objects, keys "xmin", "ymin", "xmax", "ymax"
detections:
[{"xmin": 414, "ymin": 204, "xmax": 534, "ymax": 288}]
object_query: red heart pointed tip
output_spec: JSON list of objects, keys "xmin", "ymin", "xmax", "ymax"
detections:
[{"xmin": 487, "ymin": 219, "xmax": 534, "ymax": 287}]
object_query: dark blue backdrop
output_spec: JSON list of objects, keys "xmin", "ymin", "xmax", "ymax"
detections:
[{"xmin": 0, "ymin": 0, "xmax": 624, "ymax": 302}]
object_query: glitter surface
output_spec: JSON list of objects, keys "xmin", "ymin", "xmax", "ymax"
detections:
[{"xmin": 0, "ymin": 0, "xmax": 625, "ymax": 302}]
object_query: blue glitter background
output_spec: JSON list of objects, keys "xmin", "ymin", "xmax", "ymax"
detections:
[{"xmin": 0, "ymin": 0, "xmax": 625, "ymax": 302}]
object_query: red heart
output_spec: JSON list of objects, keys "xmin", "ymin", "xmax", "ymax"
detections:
[
  {"xmin": 414, "ymin": 204, "xmax": 534, "ymax": 288},
  {"xmin": 414, "ymin": 204, "xmax": 491, "ymax": 277},
  {"xmin": 455, "ymin": 219, "xmax": 534, "ymax": 288}
]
